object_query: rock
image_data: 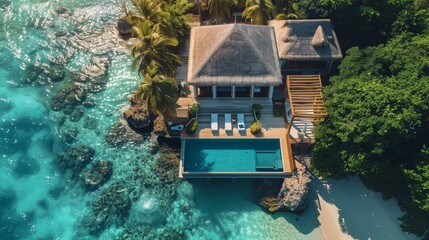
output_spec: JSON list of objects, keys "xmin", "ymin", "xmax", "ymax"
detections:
[
  {"xmin": 55, "ymin": 31, "xmax": 67, "ymax": 38},
  {"xmin": 82, "ymin": 56, "xmax": 109, "ymax": 78},
  {"xmin": 123, "ymin": 102, "xmax": 150, "ymax": 129},
  {"xmin": 70, "ymin": 107, "xmax": 85, "ymax": 122},
  {"xmin": 259, "ymin": 162, "xmax": 311, "ymax": 213},
  {"xmin": 153, "ymin": 114, "xmax": 168, "ymax": 136},
  {"xmin": 56, "ymin": 145, "xmax": 95, "ymax": 176},
  {"xmin": 51, "ymin": 83, "xmax": 86, "ymax": 111},
  {"xmin": 117, "ymin": 17, "xmax": 133, "ymax": 40},
  {"xmin": 84, "ymin": 181, "xmax": 131, "ymax": 236},
  {"xmin": 152, "ymin": 145, "xmax": 180, "ymax": 183},
  {"xmin": 81, "ymin": 161, "xmax": 113, "ymax": 191},
  {"xmin": 47, "ymin": 64, "xmax": 64, "ymax": 81},
  {"xmin": 55, "ymin": 7, "xmax": 69, "ymax": 14},
  {"xmin": 105, "ymin": 120, "xmax": 145, "ymax": 147},
  {"xmin": 61, "ymin": 127, "xmax": 78, "ymax": 144}
]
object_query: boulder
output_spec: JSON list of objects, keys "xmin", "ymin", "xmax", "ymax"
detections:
[
  {"xmin": 51, "ymin": 83, "xmax": 86, "ymax": 111},
  {"xmin": 55, "ymin": 7, "xmax": 69, "ymax": 14},
  {"xmin": 81, "ymin": 161, "xmax": 113, "ymax": 191},
  {"xmin": 105, "ymin": 119, "xmax": 145, "ymax": 147},
  {"xmin": 123, "ymin": 102, "xmax": 150, "ymax": 129},
  {"xmin": 56, "ymin": 145, "xmax": 95, "ymax": 176},
  {"xmin": 152, "ymin": 114, "xmax": 168, "ymax": 136},
  {"xmin": 47, "ymin": 64, "xmax": 65, "ymax": 81},
  {"xmin": 259, "ymin": 162, "xmax": 311, "ymax": 212},
  {"xmin": 117, "ymin": 17, "xmax": 133, "ymax": 40}
]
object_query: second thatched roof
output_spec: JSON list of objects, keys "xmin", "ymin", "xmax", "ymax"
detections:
[
  {"xmin": 269, "ymin": 19, "xmax": 343, "ymax": 61},
  {"xmin": 187, "ymin": 24, "xmax": 282, "ymax": 87}
]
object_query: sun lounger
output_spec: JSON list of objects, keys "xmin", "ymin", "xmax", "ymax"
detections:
[
  {"xmin": 225, "ymin": 114, "xmax": 232, "ymax": 131},
  {"xmin": 237, "ymin": 114, "xmax": 245, "ymax": 131},
  {"xmin": 211, "ymin": 114, "xmax": 218, "ymax": 131}
]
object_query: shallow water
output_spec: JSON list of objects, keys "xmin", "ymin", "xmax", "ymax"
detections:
[{"xmin": 0, "ymin": 1, "xmax": 323, "ymax": 239}]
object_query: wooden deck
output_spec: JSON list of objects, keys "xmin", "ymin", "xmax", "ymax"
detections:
[{"xmin": 180, "ymin": 112, "xmax": 294, "ymax": 177}]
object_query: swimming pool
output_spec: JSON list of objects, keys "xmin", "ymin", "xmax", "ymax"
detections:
[{"xmin": 182, "ymin": 138, "xmax": 283, "ymax": 174}]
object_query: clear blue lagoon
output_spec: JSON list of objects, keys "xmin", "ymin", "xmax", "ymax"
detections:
[
  {"xmin": 183, "ymin": 139, "xmax": 283, "ymax": 172},
  {"xmin": 0, "ymin": 1, "xmax": 323, "ymax": 239}
]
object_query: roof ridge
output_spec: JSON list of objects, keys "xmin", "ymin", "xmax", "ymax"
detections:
[
  {"xmin": 237, "ymin": 26, "xmax": 277, "ymax": 77},
  {"xmin": 190, "ymin": 25, "xmax": 235, "ymax": 80}
]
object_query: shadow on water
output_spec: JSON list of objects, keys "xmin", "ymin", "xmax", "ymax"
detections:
[
  {"xmin": 190, "ymin": 178, "xmax": 321, "ymax": 236},
  {"xmin": 313, "ymin": 176, "xmax": 414, "ymax": 240}
]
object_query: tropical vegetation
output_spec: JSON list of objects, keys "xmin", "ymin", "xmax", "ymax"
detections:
[
  {"xmin": 312, "ymin": 32, "xmax": 429, "ymax": 239},
  {"xmin": 126, "ymin": 0, "xmax": 193, "ymax": 116},
  {"xmin": 242, "ymin": 0, "xmax": 276, "ymax": 25},
  {"xmin": 134, "ymin": 64, "xmax": 179, "ymax": 116}
]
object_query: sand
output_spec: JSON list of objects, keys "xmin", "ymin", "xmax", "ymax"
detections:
[{"xmin": 311, "ymin": 176, "xmax": 419, "ymax": 240}]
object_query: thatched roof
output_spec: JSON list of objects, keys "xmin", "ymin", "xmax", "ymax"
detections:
[
  {"xmin": 269, "ymin": 20, "xmax": 343, "ymax": 61},
  {"xmin": 187, "ymin": 24, "xmax": 282, "ymax": 87}
]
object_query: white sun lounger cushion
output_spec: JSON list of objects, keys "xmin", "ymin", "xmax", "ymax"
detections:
[
  {"xmin": 211, "ymin": 114, "xmax": 218, "ymax": 131},
  {"xmin": 225, "ymin": 114, "xmax": 232, "ymax": 131}
]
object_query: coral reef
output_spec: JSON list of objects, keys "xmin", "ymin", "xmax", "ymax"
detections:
[
  {"xmin": 152, "ymin": 145, "xmax": 181, "ymax": 184},
  {"xmin": 105, "ymin": 119, "xmax": 146, "ymax": 147},
  {"xmin": 84, "ymin": 181, "xmax": 131, "ymax": 236},
  {"xmin": 80, "ymin": 160, "xmax": 113, "ymax": 191},
  {"xmin": 51, "ymin": 83, "xmax": 86, "ymax": 111},
  {"xmin": 55, "ymin": 145, "xmax": 95, "ymax": 177},
  {"xmin": 258, "ymin": 162, "xmax": 311, "ymax": 213}
]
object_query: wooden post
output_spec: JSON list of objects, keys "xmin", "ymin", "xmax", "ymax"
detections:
[
  {"xmin": 232, "ymin": 86, "xmax": 236, "ymax": 98},
  {"xmin": 250, "ymin": 85, "xmax": 254, "ymax": 98},
  {"xmin": 212, "ymin": 86, "xmax": 217, "ymax": 98},
  {"xmin": 269, "ymin": 85, "xmax": 274, "ymax": 99},
  {"xmin": 193, "ymin": 85, "xmax": 197, "ymax": 98}
]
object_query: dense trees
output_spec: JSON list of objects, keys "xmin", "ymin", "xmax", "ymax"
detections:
[
  {"xmin": 127, "ymin": 0, "xmax": 192, "ymax": 116},
  {"xmin": 135, "ymin": 65, "xmax": 179, "ymax": 115},
  {"xmin": 312, "ymin": 34, "xmax": 429, "ymax": 238},
  {"xmin": 298, "ymin": 0, "xmax": 429, "ymax": 49},
  {"xmin": 242, "ymin": 0, "xmax": 276, "ymax": 25}
]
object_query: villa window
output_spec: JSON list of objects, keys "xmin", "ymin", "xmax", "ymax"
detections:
[
  {"xmin": 217, "ymin": 86, "xmax": 232, "ymax": 97},
  {"xmin": 197, "ymin": 86, "xmax": 213, "ymax": 97},
  {"xmin": 235, "ymin": 86, "xmax": 251, "ymax": 97},
  {"xmin": 254, "ymin": 86, "xmax": 269, "ymax": 97}
]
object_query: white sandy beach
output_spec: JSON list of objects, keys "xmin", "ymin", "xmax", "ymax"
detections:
[{"xmin": 311, "ymin": 176, "xmax": 419, "ymax": 240}]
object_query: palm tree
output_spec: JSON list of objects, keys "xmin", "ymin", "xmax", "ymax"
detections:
[
  {"xmin": 208, "ymin": 0, "xmax": 234, "ymax": 23},
  {"xmin": 130, "ymin": 21, "xmax": 182, "ymax": 76},
  {"xmin": 162, "ymin": 0, "xmax": 193, "ymax": 42},
  {"xmin": 243, "ymin": 0, "xmax": 276, "ymax": 25},
  {"xmin": 135, "ymin": 64, "xmax": 179, "ymax": 116},
  {"xmin": 275, "ymin": 0, "xmax": 305, "ymax": 19}
]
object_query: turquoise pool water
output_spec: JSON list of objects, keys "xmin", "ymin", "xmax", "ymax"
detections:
[{"xmin": 183, "ymin": 139, "xmax": 283, "ymax": 172}]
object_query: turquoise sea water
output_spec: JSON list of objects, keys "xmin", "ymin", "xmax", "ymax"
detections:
[
  {"xmin": 0, "ymin": 1, "xmax": 323, "ymax": 239},
  {"xmin": 183, "ymin": 139, "xmax": 282, "ymax": 172}
]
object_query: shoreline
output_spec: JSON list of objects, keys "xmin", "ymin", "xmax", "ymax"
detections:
[{"xmin": 310, "ymin": 176, "xmax": 419, "ymax": 240}]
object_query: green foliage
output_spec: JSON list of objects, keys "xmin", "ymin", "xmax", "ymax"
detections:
[
  {"xmin": 298, "ymin": 0, "xmax": 426, "ymax": 49},
  {"xmin": 404, "ymin": 146, "xmax": 429, "ymax": 211},
  {"xmin": 185, "ymin": 118, "xmax": 198, "ymax": 134},
  {"xmin": 251, "ymin": 104, "xmax": 263, "ymax": 119},
  {"xmin": 272, "ymin": 0, "xmax": 305, "ymax": 19},
  {"xmin": 208, "ymin": 0, "xmax": 234, "ymax": 22},
  {"xmin": 135, "ymin": 65, "xmax": 179, "ymax": 116},
  {"xmin": 312, "ymin": 33, "xmax": 429, "ymax": 237},
  {"xmin": 129, "ymin": 0, "xmax": 192, "ymax": 77},
  {"xmin": 188, "ymin": 103, "xmax": 200, "ymax": 119},
  {"xmin": 243, "ymin": 0, "xmax": 277, "ymax": 25},
  {"xmin": 250, "ymin": 120, "xmax": 262, "ymax": 135}
]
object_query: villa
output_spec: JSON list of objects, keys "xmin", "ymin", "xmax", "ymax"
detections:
[{"xmin": 172, "ymin": 21, "xmax": 337, "ymax": 178}]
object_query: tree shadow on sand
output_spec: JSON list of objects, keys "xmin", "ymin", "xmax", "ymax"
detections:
[{"xmin": 313, "ymin": 176, "xmax": 416, "ymax": 240}]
